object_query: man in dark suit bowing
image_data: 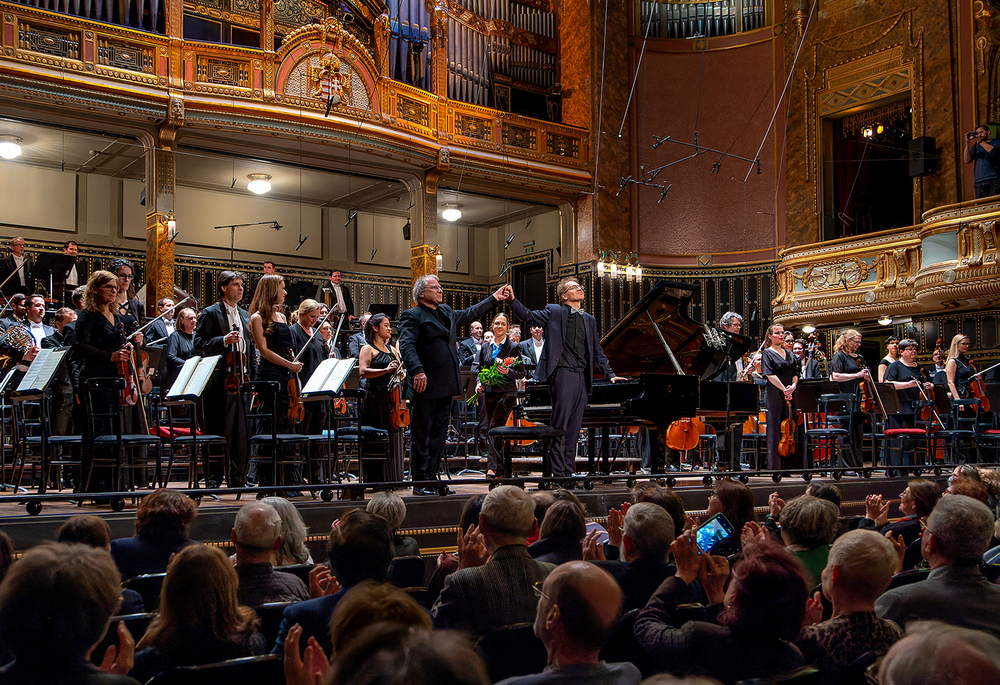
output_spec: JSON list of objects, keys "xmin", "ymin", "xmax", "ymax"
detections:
[
  {"xmin": 193, "ymin": 270, "xmax": 257, "ymax": 487},
  {"xmin": 398, "ymin": 275, "xmax": 508, "ymax": 496},
  {"xmin": 510, "ymin": 277, "xmax": 622, "ymax": 479}
]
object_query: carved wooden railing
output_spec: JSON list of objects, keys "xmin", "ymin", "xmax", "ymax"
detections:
[{"xmin": 774, "ymin": 197, "xmax": 1000, "ymax": 327}]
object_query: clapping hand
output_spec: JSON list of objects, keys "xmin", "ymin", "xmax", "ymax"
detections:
[
  {"xmin": 284, "ymin": 624, "xmax": 330, "ymax": 685},
  {"xmin": 457, "ymin": 524, "xmax": 488, "ymax": 569},
  {"xmin": 582, "ymin": 529, "xmax": 606, "ymax": 561},
  {"xmin": 865, "ymin": 494, "xmax": 890, "ymax": 524},
  {"xmin": 99, "ymin": 620, "xmax": 134, "ymax": 675},
  {"xmin": 769, "ymin": 492, "xmax": 785, "ymax": 518}
]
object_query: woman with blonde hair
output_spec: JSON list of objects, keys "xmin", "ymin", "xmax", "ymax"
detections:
[
  {"xmin": 829, "ymin": 328, "xmax": 870, "ymax": 467},
  {"xmin": 131, "ymin": 545, "xmax": 265, "ymax": 682},
  {"xmin": 290, "ymin": 299, "xmax": 329, "ymax": 481},
  {"xmin": 474, "ymin": 312, "xmax": 524, "ymax": 478},
  {"xmin": 945, "ymin": 333, "xmax": 976, "ymax": 402},
  {"xmin": 761, "ymin": 323, "xmax": 799, "ymax": 470}
]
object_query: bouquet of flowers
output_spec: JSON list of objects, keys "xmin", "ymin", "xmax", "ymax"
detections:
[{"xmin": 467, "ymin": 356, "xmax": 522, "ymax": 404}]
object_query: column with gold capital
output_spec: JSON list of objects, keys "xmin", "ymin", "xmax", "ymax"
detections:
[{"xmin": 144, "ymin": 100, "xmax": 181, "ymax": 317}]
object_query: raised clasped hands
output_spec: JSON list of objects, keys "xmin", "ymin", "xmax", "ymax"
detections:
[{"xmin": 493, "ymin": 285, "xmax": 514, "ymax": 301}]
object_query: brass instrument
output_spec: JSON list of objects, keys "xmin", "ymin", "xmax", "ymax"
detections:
[{"xmin": 0, "ymin": 325, "xmax": 36, "ymax": 372}]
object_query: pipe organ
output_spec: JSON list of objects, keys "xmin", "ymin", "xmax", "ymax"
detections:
[{"xmin": 639, "ymin": 0, "xmax": 768, "ymax": 40}]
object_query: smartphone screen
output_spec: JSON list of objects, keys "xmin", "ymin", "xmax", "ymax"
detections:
[{"xmin": 696, "ymin": 513, "xmax": 735, "ymax": 553}]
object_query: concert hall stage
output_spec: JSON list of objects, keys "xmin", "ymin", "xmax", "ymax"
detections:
[{"xmin": 0, "ymin": 472, "xmax": 944, "ymax": 555}]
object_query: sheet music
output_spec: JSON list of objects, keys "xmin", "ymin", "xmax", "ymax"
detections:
[
  {"xmin": 302, "ymin": 358, "xmax": 357, "ymax": 396},
  {"xmin": 16, "ymin": 349, "xmax": 67, "ymax": 393},
  {"xmin": 166, "ymin": 355, "xmax": 221, "ymax": 399}
]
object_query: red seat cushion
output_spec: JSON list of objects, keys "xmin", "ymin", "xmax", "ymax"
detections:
[
  {"xmin": 150, "ymin": 426, "xmax": 202, "ymax": 438},
  {"xmin": 883, "ymin": 429, "xmax": 927, "ymax": 436}
]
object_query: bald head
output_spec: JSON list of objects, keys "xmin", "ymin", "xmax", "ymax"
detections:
[
  {"xmin": 536, "ymin": 561, "xmax": 622, "ymax": 654},
  {"xmin": 233, "ymin": 502, "xmax": 281, "ymax": 553},
  {"xmin": 881, "ymin": 622, "xmax": 1000, "ymax": 685}
]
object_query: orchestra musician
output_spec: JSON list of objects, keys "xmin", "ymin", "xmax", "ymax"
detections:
[
  {"xmin": 883, "ymin": 339, "xmax": 934, "ymax": 468},
  {"xmin": 474, "ymin": 312, "xmax": 525, "ymax": 479},
  {"xmin": 358, "ymin": 313, "xmax": 405, "ymax": 483},
  {"xmin": 877, "ymin": 335, "xmax": 900, "ymax": 383},
  {"xmin": 945, "ymin": 334, "xmax": 975, "ymax": 403},
  {"xmin": 146, "ymin": 298, "xmax": 177, "ymax": 344},
  {"xmin": 290, "ymin": 299, "xmax": 329, "ymax": 481},
  {"xmin": 509, "ymin": 278, "xmax": 622, "ymax": 480},
  {"xmin": 792, "ymin": 339, "xmax": 819, "ymax": 380},
  {"xmin": 711, "ymin": 311, "xmax": 749, "ymax": 470},
  {"xmin": 162, "ymin": 307, "xmax": 196, "ymax": 391},
  {"xmin": 107, "ymin": 259, "xmax": 143, "ymax": 336},
  {"xmin": 398, "ymin": 275, "xmax": 507, "ymax": 496},
  {"xmin": 760, "ymin": 324, "xmax": 798, "ymax": 470},
  {"xmin": 72, "ymin": 270, "xmax": 142, "ymax": 492},
  {"xmin": 248, "ymin": 274, "xmax": 303, "ymax": 486},
  {"xmin": 830, "ymin": 329, "xmax": 869, "ymax": 467},
  {"xmin": 193, "ymin": 270, "xmax": 257, "ymax": 487},
  {"xmin": 0, "ymin": 237, "xmax": 34, "ymax": 297}
]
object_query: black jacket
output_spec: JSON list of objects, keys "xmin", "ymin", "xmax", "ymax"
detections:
[{"xmin": 193, "ymin": 302, "xmax": 257, "ymax": 380}]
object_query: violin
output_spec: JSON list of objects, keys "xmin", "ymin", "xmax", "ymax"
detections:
[
  {"xmin": 778, "ymin": 399, "xmax": 797, "ymax": 458},
  {"xmin": 116, "ymin": 323, "xmax": 139, "ymax": 406},
  {"xmin": 287, "ymin": 348, "xmax": 306, "ymax": 424},
  {"xmin": 134, "ymin": 348, "xmax": 153, "ymax": 395},
  {"xmin": 389, "ymin": 372, "xmax": 410, "ymax": 430},
  {"xmin": 224, "ymin": 323, "xmax": 248, "ymax": 393},
  {"xmin": 969, "ymin": 358, "xmax": 991, "ymax": 412}
]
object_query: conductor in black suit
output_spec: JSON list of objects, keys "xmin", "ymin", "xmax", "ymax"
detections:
[
  {"xmin": 398, "ymin": 275, "xmax": 508, "ymax": 495},
  {"xmin": 193, "ymin": 270, "xmax": 257, "ymax": 487},
  {"xmin": 510, "ymin": 277, "xmax": 622, "ymax": 478}
]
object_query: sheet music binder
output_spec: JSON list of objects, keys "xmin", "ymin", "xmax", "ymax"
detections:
[
  {"xmin": 165, "ymin": 355, "xmax": 221, "ymax": 400},
  {"xmin": 301, "ymin": 358, "xmax": 357, "ymax": 397},
  {"xmin": 15, "ymin": 349, "xmax": 67, "ymax": 395}
]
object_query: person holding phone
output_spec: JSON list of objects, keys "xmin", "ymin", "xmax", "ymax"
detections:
[{"xmin": 963, "ymin": 124, "xmax": 1000, "ymax": 199}]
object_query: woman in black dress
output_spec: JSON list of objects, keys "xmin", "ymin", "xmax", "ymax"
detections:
[
  {"xmin": 884, "ymin": 339, "xmax": 934, "ymax": 467},
  {"xmin": 474, "ymin": 312, "xmax": 524, "ymax": 478},
  {"xmin": 73, "ymin": 270, "xmax": 143, "ymax": 491},
  {"xmin": 248, "ymin": 275, "xmax": 303, "ymax": 485},
  {"xmin": 358, "ymin": 313, "xmax": 404, "ymax": 483},
  {"xmin": 290, "ymin": 299, "xmax": 329, "ymax": 482},
  {"xmin": 107, "ymin": 258, "xmax": 144, "ymax": 337},
  {"xmin": 761, "ymin": 323, "xmax": 798, "ymax": 470},
  {"xmin": 830, "ymin": 328, "xmax": 870, "ymax": 467},
  {"xmin": 945, "ymin": 334, "xmax": 975, "ymax": 402}
]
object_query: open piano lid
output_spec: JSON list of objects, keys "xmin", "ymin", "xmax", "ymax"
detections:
[{"xmin": 600, "ymin": 280, "xmax": 751, "ymax": 379}]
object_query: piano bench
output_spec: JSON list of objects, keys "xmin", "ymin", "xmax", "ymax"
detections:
[{"xmin": 489, "ymin": 426, "xmax": 565, "ymax": 479}]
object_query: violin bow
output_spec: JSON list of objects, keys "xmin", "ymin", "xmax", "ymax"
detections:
[
  {"xmin": 737, "ymin": 338, "xmax": 768, "ymax": 382},
  {"xmin": 292, "ymin": 305, "xmax": 338, "ymax": 362}
]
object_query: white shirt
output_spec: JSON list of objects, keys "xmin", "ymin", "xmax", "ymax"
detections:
[
  {"xmin": 532, "ymin": 338, "xmax": 544, "ymax": 360},
  {"xmin": 28, "ymin": 321, "xmax": 46, "ymax": 347},
  {"xmin": 12, "ymin": 255, "xmax": 25, "ymax": 286},
  {"xmin": 66, "ymin": 263, "xmax": 78, "ymax": 286},
  {"xmin": 165, "ymin": 320, "xmax": 175, "ymax": 336},
  {"xmin": 330, "ymin": 284, "xmax": 346, "ymax": 314},
  {"xmin": 223, "ymin": 302, "xmax": 246, "ymax": 353}
]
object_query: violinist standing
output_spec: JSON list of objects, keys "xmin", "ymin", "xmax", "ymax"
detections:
[
  {"xmin": 945, "ymin": 335, "xmax": 975, "ymax": 403},
  {"xmin": 761, "ymin": 324, "xmax": 799, "ymax": 470},
  {"xmin": 290, "ymin": 299, "xmax": 329, "ymax": 482},
  {"xmin": 72, "ymin": 270, "xmax": 143, "ymax": 492},
  {"xmin": 877, "ymin": 336, "xmax": 900, "ymax": 383},
  {"xmin": 193, "ymin": 270, "xmax": 257, "ymax": 487},
  {"xmin": 884, "ymin": 340, "xmax": 934, "ymax": 468},
  {"xmin": 358, "ymin": 313, "xmax": 405, "ymax": 483},
  {"xmin": 830, "ymin": 329, "xmax": 869, "ymax": 467}
]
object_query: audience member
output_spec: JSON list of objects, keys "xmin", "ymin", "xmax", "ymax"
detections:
[
  {"xmin": 703, "ymin": 479, "xmax": 756, "ymax": 556},
  {"xmin": 232, "ymin": 502, "xmax": 309, "ymax": 607},
  {"xmin": 260, "ymin": 496, "xmax": 314, "ymax": 566},
  {"xmin": 130, "ymin": 545, "xmax": 265, "ymax": 682},
  {"xmin": 427, "ymin": 494, "xmax": 486, "ymax": 605},
  {"xmin": 0, "ymin": 542, "xmax": 137, "ymax": 685},
  {"xmin": 875, "ymin": 495, "xmax": 1000, "ymax": 636},
  {"xmin": 879, "ymin": 622, "xmax": 1000, "ymax": 685},
  {"xmin": 432, "ymin": 485, "xmax": 554, "ymax": 637},
  {"xmin": 529, "ymin": 500, "xmax": 586, "ymax": 564},
  {"xmin": 774, "ymin": 495, "xmax": 840, "ymax": 586},
  {"xmin": 110, "ymin": 489, "xmax": 199, "ymax": 580},
  {"xmin": 0, "ymin": 531, "xmax": 12, "ymax": 584},
  {"xmin": 861, "ymin": 479, "xmax": 941, "ymax": 547},
  {"xmin": 494, "ymin": 561, "xmax": 639, "ymax": 685},
  {"xmin": 797, "ymin": 530, "xmax": 903, "ymax": 681},
  {"xmin": 57, "ymin": 515, "xmax": 144, "ymax": 614},
  {"xmin": 367, "ymin": 491, "xmax": 420, "ymax": 557},
  {"xmin": 274, "ymin": 509, "xmax": 393, "ymax": 657},
  {"xmin": 636, "ymin": 538, "xmax": 807, "ymax": 683},
  {"xmin": 945, "ymin": 478, "xmax": 990, "ymax": 505},
  {"xmin": 630, "ymin": 483, "xmax": 686, "ymax": 538},
  {"xmin": 588, "ymin": 502, "xmax": 676, "ymax": 612}
]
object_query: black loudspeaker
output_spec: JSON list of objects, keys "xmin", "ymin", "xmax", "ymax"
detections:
[{"xmin": 909, "ymin": 136, "xmax": 935, "ymax": 177}]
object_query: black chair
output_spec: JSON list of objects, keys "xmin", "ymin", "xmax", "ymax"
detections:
[
  {"xmin": 11, "ymin": 392, "xmax": 82, "ymax": 494},
  {"xmin": 83, "ymin": 377, "xmax": 161, "ymax": 493},
  {"xmin": 145, "ymin": 654, "xmax": 284, "ymax": 685},
  {"xmin": 598, "ymin": 608, "xmax": 661, "ymax": 678},
  {"xmin": 882, "ymin": 401, "xmax": 936, "ymax": 470},
  {"xmin": 805, "ymin": 394, "xmax": 854, "ymax": 469},
  {"xmin": 487, "ymin": 425, "xmax": 565, "ymax": 479},
  {"xmin": 886, "ymin": 567, "xmax": 930, "ymax": 590},
  {"xmin": 154, "ymin": 397, "xmax": 227, "ymax": 488},
  {"xmin": 335, "ymin": 425, "xmax": 390, "ymax": 484},
  {"xmin": 388, "ymin": 555, "xmax": 426, "ymax": 589},
  {"xmin": 933, "ymin": 398, "xmax": 982, "ymax": 463},
  {"xmin": 254, "ymin": 602, "xmax": 293, "ymax": 652},
  {"xmin": 122, "ymin": 572, "xmax": 167, "ymax": 612},
  {"xmin": 476, "ymin": 623, "xmax": 548, "ymax": 683},
  {"xmin": 90, "ymin": 612, "xmax": 155, "ymax": 666},
  {"xmin": 242, "ymin": 381, "xmax": 309, "ymax": 487},
  {"xmin": 274, "ymin": 563, "xmax": 315, "ymax": 585}
]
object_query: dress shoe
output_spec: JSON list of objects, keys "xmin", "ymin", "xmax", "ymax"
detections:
[
  {"xmin": 412, "ymin": 486, "xmax": 437, "ymax": 496},
  {"xmin": 437, "ymin": 484, "xmax": 456, "ymax": 495}
]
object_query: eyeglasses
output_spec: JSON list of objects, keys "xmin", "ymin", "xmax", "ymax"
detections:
[
  {"xmin": 960, "ymin": 341, "xmax": 970, "ymax": 346},
  {"xmin": 567, "ymin": 284, "xmax": 584, "ymax": 291},
  {"xmin": 100, "ymin": 285, "xmax": 119, "ymax": 292},
  {"xmin": 532, "ymin": 581, "xmax": 552, "ymax": 602},
  {"xmin": 118, "ymin": 273, "xmax": 133, "ymax": 280},
  {"xmin": 900, "ymin": 489, "xmax": 911, "ymax": 498}
]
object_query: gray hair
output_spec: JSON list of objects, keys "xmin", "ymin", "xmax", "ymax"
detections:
[
  {"xmin": 622, "ymin": 502, "xmax": 675, "ymax": 561},
  {"xmin": 925, "ymin": 495, "xmax": 995, "ymax": 564},
  {"xmin": 234, "ymin": 502, "xmax": 281, "ymax": 552},
  {"xmin": 881, "ymin": 622, "xmax": 1000, "ymax": 685},
  {"xmin": 261, "ymin": 497, "xmax": 311, "ymax": 566},
  {"xmin": 720, "ymin": 312, "xmax": 743, "ymax": 327},
  {"xmin": 778, "ymin": 495, "xmax": 840, "ymax": 549},
  {"xmin": 825, "ymin": 529, "xmax": 898, "ymax": 602},
  {"xmin": 481, "ymin": 485, "xmax": 536, "ymax": 538},
  {"xmin": 367, "ymin": 491, "xmax": 407, "ymax": 533},
  {"xmin": 412, "ymin": 275, "xmax": 439, "ymax": 304}
]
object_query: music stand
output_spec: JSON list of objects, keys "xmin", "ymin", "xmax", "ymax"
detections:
[
  {"xmin": 872, "ymin": 383, "xmax": 902, "ymax": 416},
  {"xmin": 31, "ymin": 252, "xmax": 75, "ymax": 302},
  {"xmin": 793, "ymin": 379, "xmax": 841, "ymax": 413},
  {"xmin": 369, "ymin": 303, "xmax": 399, "ymax": 319}
]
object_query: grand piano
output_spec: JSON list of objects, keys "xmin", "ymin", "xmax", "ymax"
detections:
[{"xmin": 517, "ymin": 280, "xmax": 758, "ymax": 471}]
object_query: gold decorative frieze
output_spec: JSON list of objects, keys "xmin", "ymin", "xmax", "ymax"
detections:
[
  {"xmin": 96, "ymin": 39, "xmax": 155, "ymax": 74},
  {"xmin": 503, "ymin": 123, "xmax": 536, "ymax": 149},
  {"xmin": 196, "ymin": 55, "xmax": 251, "ymax": 87},
  {"xmin": 455, "ymin": 113, "xmax": 491, "ymax": 140},
  {"xmin": 546, "ymin": 133, "xmax": 579, "ymax": 158},
  {"xmin": 18, "ymin": 22, "xmax": 80, "ymax": 60},
  {"xmin": 397, "ymin": 95, "xmax": 429, "ymax": 126},
  {"xmin": 874, "ymin": 245, "xmax": 921, "ymax": 288},
  {"xmin": 800, "ymin": 257, "xmax": 872, "ymax": 292},
  {"xmin": 958, "ymin": 220, "xmax": 998, "ymax": 268}
]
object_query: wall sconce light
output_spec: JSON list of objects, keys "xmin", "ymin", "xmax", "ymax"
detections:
[
  {"xmin": 801, "ymin": 324, "xmax": 816, "ymax": 334},
  {"xmin": 165, "ymin": 211, "xmax": 179, "ymax": 244},
  {"xmin": 877, "ymin": 315, "xmax": 893, "ymax": 326},
  {"xmin": 0, "ymin": 136, "xmax": 22, "ymax": 160},
  {"xmin": 247, "ymin": 173, "xmax": 272, "ymax": 194},
  {"xmin": 441, "ymin": 204, "xmax": 462, "ymax": 222},
  {"xmin": 597, "ymin": 251, "xmax": 642, "ymax": 282},
  {"xmin": 433, "ymin": 245, "xmax": 444, "ymax": 270}
]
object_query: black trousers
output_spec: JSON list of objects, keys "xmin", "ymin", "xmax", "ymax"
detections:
[
  {"xmin": 764, "ymin": 387, "xmax": 790, "ymax": 471},
  {"xmin": 550, "ymin": 368, "xmax": 588, "ymax": 477},
  {"xmin": 477, "ymin": 392, "xmax": 517, "ymax": 473},
  {"xmin": 409, "ymin": 395, "xmax": 453, "ymax": 482}
]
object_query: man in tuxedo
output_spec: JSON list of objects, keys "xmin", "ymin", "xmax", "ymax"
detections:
[
  {"xmin": 320, "ymin": 270, "xmax": 354, "ymax": 322},
  {"xmin": 519, "ymin": 324, "xmax": 545, "ymax": 366},
  {"xmin": 194, "ymin": 270, "xmax": 257, "ymax": 487},
  {"xmin": 23, "ymin": 294, "xmax": 76, "ymax": 436},
  {"xmin": 793, "ymin": 339, "xmax": 819, "ymax": 379},
  {"xmin": 510, "ymin": 277, "xmax": 622, "ymax": 478},
  {"xmin": 145, "ymin": 297, "xmax": 176, "ymax": 345},
  {"xmin": 0, "ymin": 294, "xmax": 27, "ymax": 333},
  {"xmin": 398, "ymin": 275, "xmax": 507, "ymax": 495},
  {"xmin": 57, "ymin": 240, "xmax": 87, "ymax": 295},
  {"xmin": 0, "ymin": 237, "xmax": 33, "ymax": 297},
  {"xmin": 458, "ymin": 320, "xmax": 484, "ymax": 367}
]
